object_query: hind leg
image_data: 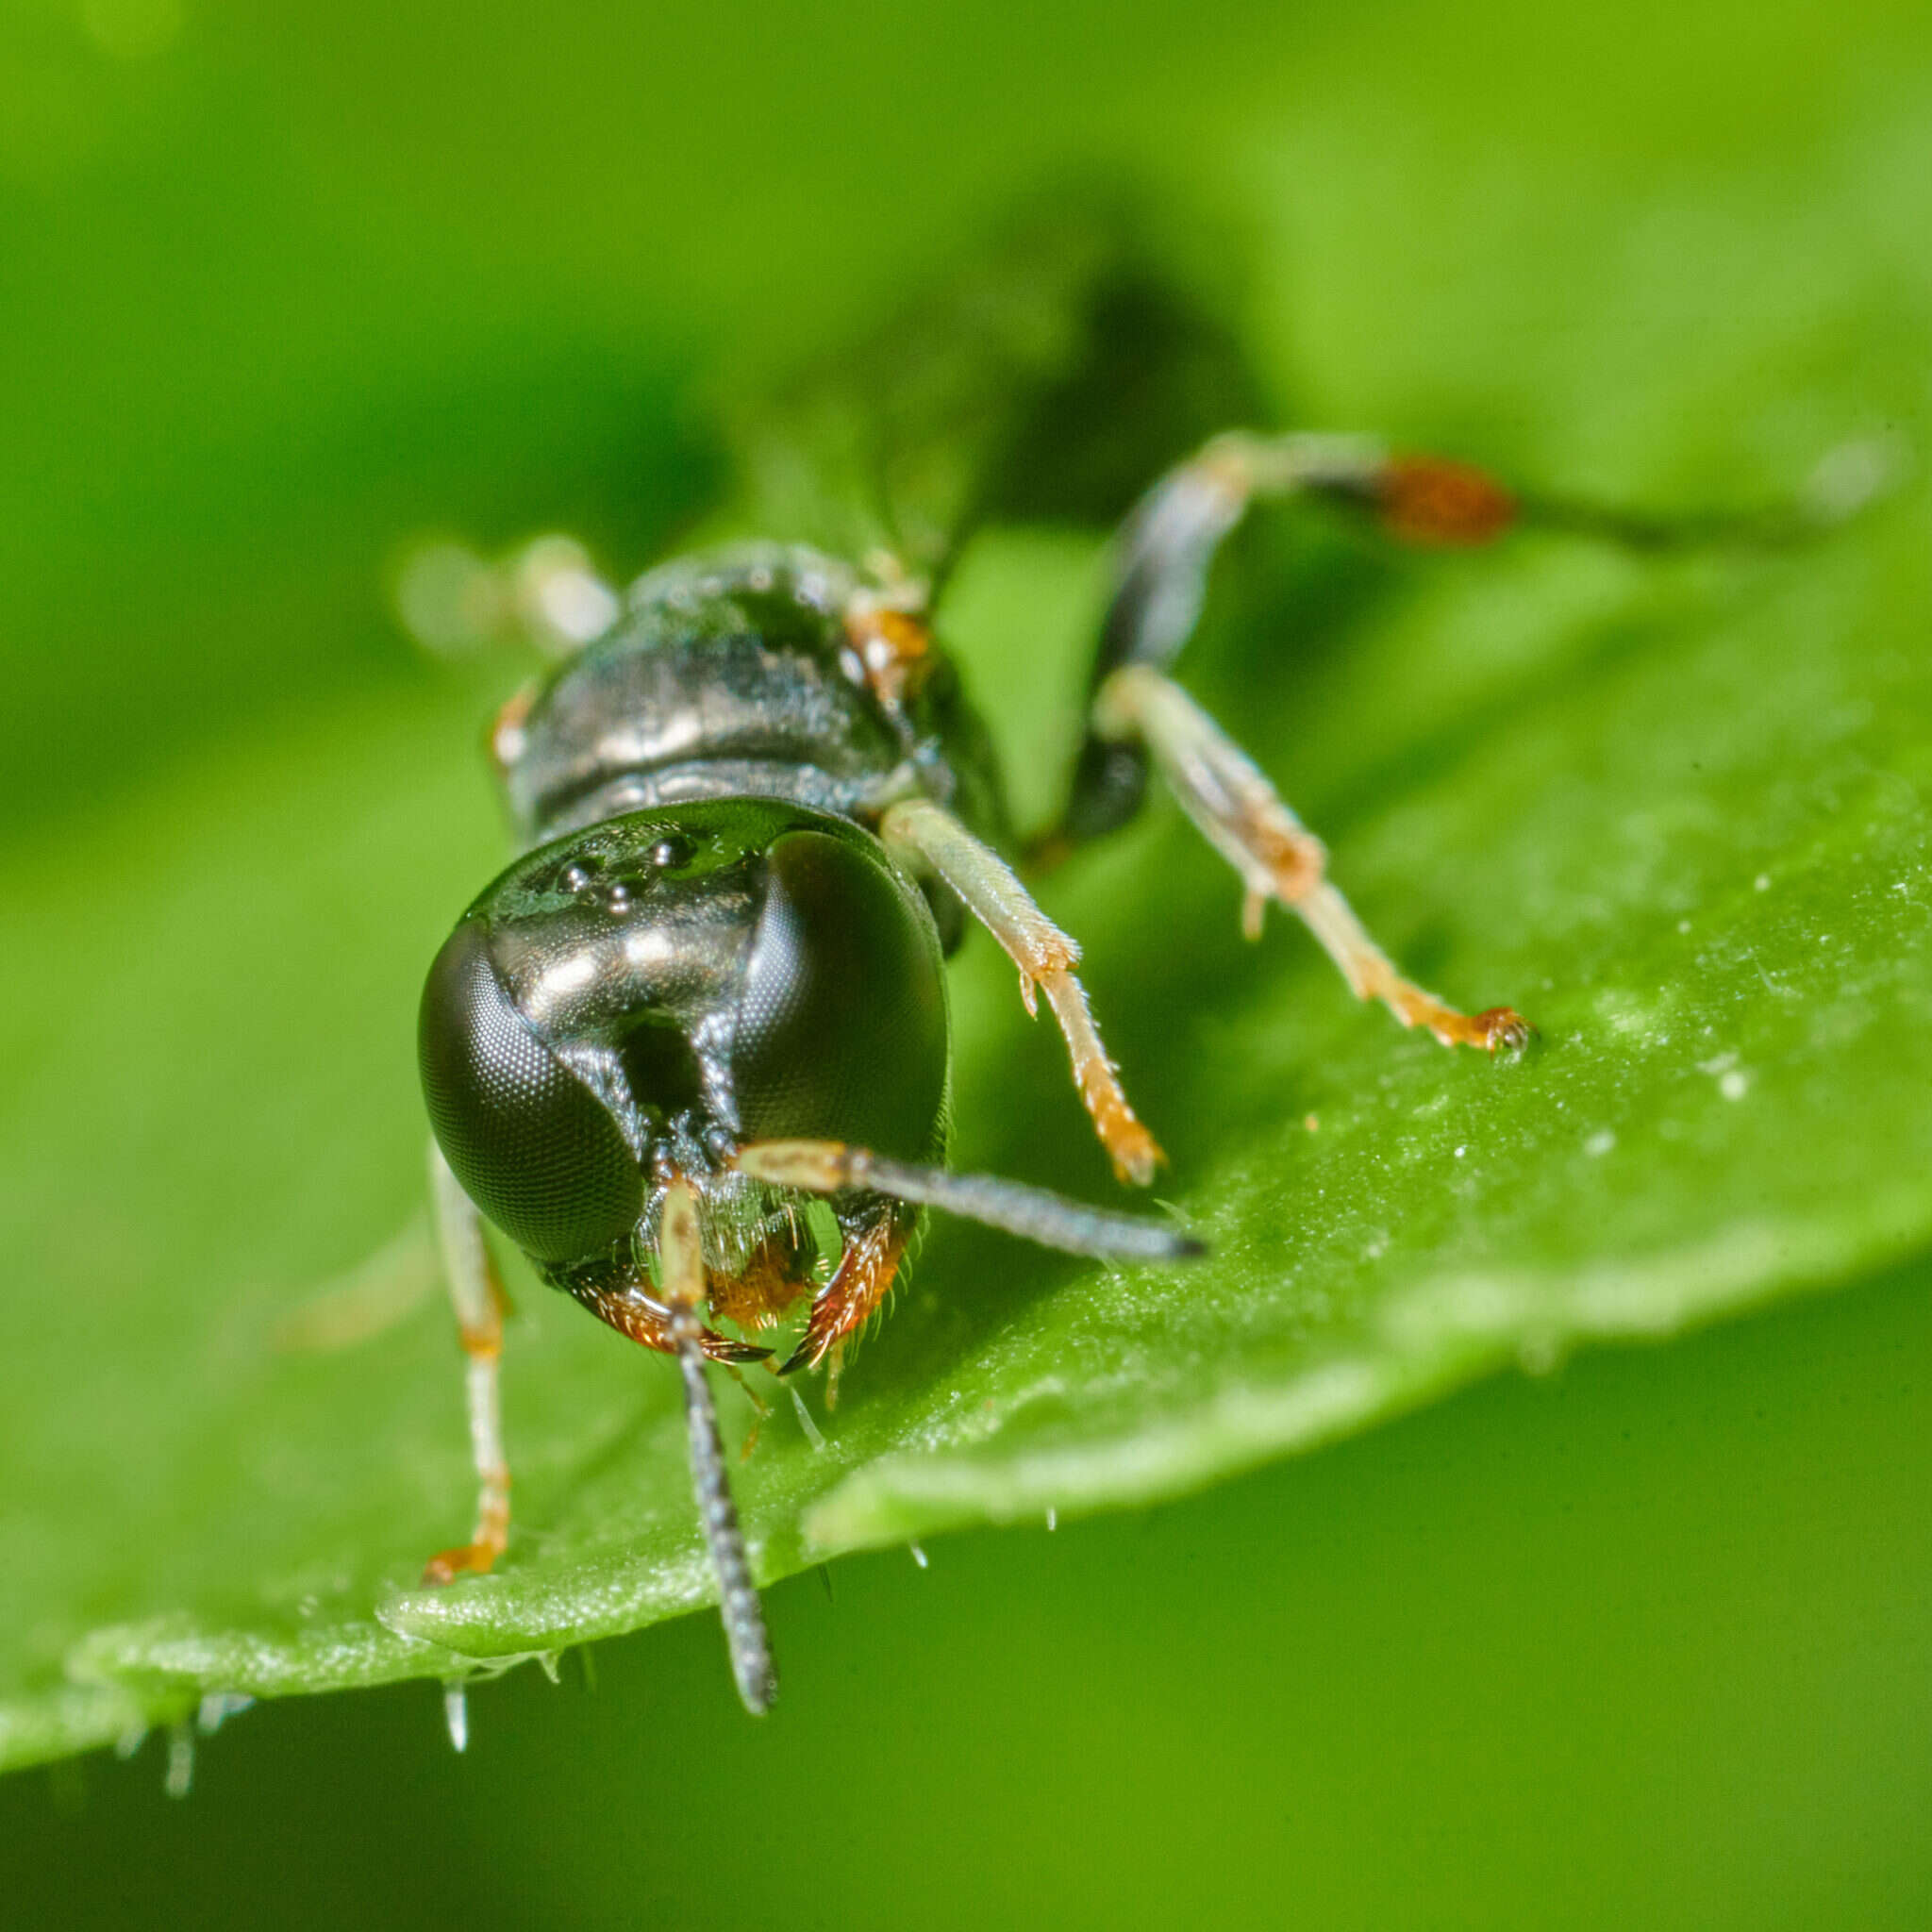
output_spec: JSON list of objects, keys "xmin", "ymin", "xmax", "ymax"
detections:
[{"xmin": 1038, "ymin": 430, "xmax": 1532, "ymax": 1052}]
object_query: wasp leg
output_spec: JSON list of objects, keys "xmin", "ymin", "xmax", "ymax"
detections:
[
  {"xmin": 1043, "ymin": 426, "xmax": 1892, "ymax": 859},
  {"xmin": 879, "ymin": 795, "xmax": 1161, "ymax": 1185},
  {"xmin": 422, "ymin": 1141, "xmax": 514, "ymax": 1585},
  {"xmin": 1094, "ymin": 665, "xmax": 1528, "ymax": 1051},
  {"xmin": 1025, "ymin": 431, "xmax": 1532, "ymax": 1052},
  {"xmin": 1036, "ymin": 432, "xmax": 1519, "ymax": 859},
  {"xmin": 659, "ymin": 1182, "xmax": 777, "ymax": 1715}
]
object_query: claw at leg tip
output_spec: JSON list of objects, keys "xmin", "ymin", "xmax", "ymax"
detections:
[
  {"xmin": 1479, "ymin": 1007, "xmax": 1533, "ymax": 1053},
  {"xmin": 421, "ymin": 1544, "xmax": 495, "ymax": 1587}
]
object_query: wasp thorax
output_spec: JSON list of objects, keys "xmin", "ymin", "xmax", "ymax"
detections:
[{"xmin": 419, "ymin": 799, "xmax": 950, "ymax": 1267}]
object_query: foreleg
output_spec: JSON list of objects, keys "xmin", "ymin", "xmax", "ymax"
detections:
[
  {"xmin": 421, "ymin": 1141, "xmax": 514, "ymax": 1585},
  {"xmin": 879, "ymin": 795, "xmax": 1163, "ymax": 1184}
]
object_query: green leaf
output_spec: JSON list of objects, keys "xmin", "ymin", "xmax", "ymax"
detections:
[
  {"xmin": 8, "ymin": 475, "xmax": 1927, "ymax": 1766},
  {"xmin": 6, "ymin": 30, "xmax": 1932, "ymax": 1770}
]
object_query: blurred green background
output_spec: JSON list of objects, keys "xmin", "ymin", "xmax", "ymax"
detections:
[{"xmin": 5, "ymin": 0, "xmax": 1932, "ymax": 1924}]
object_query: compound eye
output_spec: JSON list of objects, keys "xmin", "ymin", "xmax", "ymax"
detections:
[
  {"xmin": 733, "ymin": 830, "xmax": 949, "ymax": 1161},
  {"xmin": 419, "ymin": 920, "xmax": 643, "ymax": 1263}
]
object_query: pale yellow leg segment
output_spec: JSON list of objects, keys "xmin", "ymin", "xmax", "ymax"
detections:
[
  {"xmin": 1093, "ymin": 664, "xmax": 1529, "ymax": 1053},
  {"xmin": 879, "ymin": 795, "xmax": 1162, "ymax": 1184},
  {"xmin": 422, "ymin": 1140, "xmax": 512, "ymax": 1585}
]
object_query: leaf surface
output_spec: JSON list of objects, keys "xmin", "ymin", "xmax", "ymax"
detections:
[{"xmin": 5, "ymin": 40, "xmax": 1931, "ymax": 1769}]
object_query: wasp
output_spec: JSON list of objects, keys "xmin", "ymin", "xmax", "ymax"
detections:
[{"xmin": 405, "ymin": 207, "xmax": 1863, "ymax": 1712}]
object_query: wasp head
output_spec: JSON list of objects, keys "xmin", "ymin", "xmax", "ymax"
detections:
[{"xmin": 419, "ymin": 798, "xmax": 950, "ymax": 1271}]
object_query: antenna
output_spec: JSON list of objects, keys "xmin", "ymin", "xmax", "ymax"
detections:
[
  {"xmin": 734, "ymin": 1139, "xmax": 1206, "ymax": 1260},
  {"xmin": 660, "ymin": 1182, "xmax": 776, "ymax": 1715}
]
